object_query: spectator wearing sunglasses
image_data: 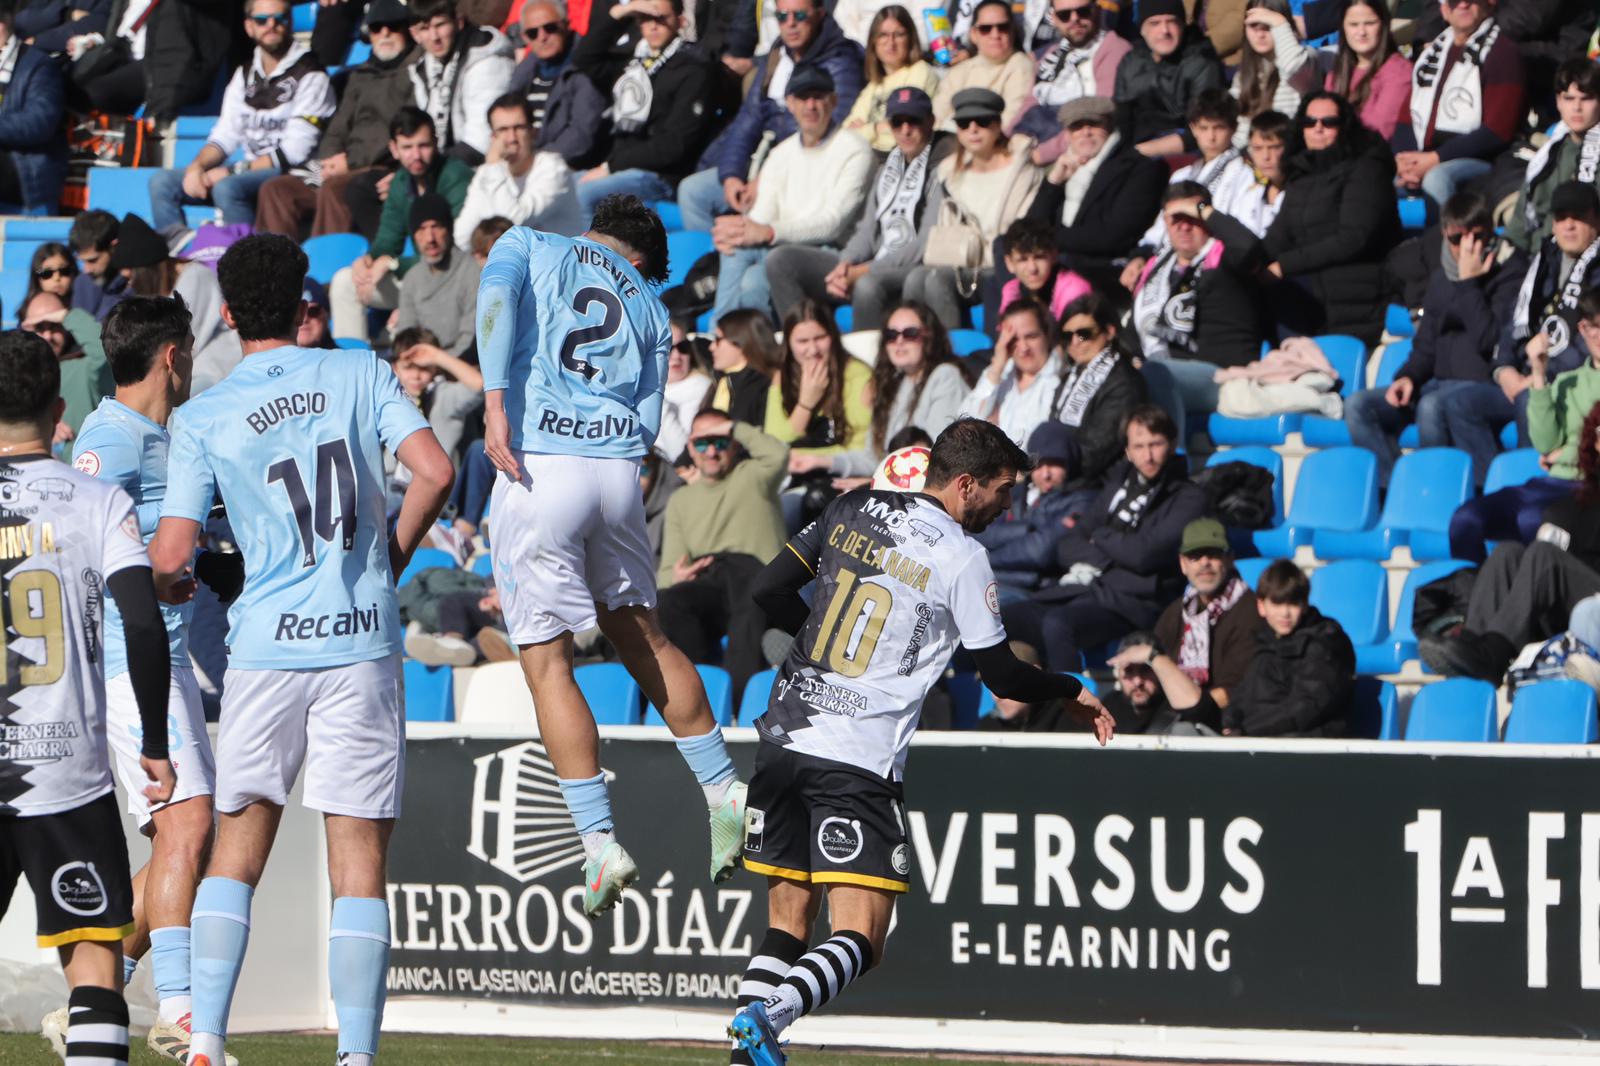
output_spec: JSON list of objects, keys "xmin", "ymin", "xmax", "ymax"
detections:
[
  {"xmin": 1111, "ymin": 0, "xmax": 1224, "ymax": 159},
  {"xmin": 656, "ymin": 408, "xmax": 790, "ymax": 708},
  {"xmin": 19, "ymin": 289, "xmax": 111, "ymax": 442},
  {"xmin": 146, "ymin": 0, "xmax": 336, "ymax": 231},
  {"xmin": 511, "ymin": 0, "xmax": 574, "ymax": 129},
  {"xmin": 1263, "ymin": 90, "xmax": 1400, "ymax": 345},
  {"xmin": 658, "ymin": 320, "xmax": 714, "ymax": 462},
  {"xmin": 24, "ymin": 243, "xmax": 77, "ymax": 312},
  {"xmin": 1010, "ymin": 0, "xmax": 1131, "ymax": 166},
  {"xmin": 253, "ymin": 0, "xmax": 419, "ymax": 242},
  {"xmin": 406, "ymin": 0, "xmax": 516, "ymax": 166},
  {"xmin": 933, "ymin": 0, "xmax": 1033, "ymax": 133},
  {"xmin": 676, "ymin": 0, "xmax": 865, "ymax": 234}
]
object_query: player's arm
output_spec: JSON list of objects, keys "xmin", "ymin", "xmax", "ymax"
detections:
[
  {"xmin": 750, "ymin": 520, "xmax": 824, "ymax": 635},
  {"xmin": 476, "ymin": 229, "xmax": 532, "ymax": 477},
  {"xmin": 970, "ymin": 641, "xmax": 1114, "ymax": 744},
  {"xmin": 148, "ymin": 517, "xmax": 202, "ymax": 597},
  {"xmin": 105, "ymin": 566, "xmax": 176, "ymax": 802},
  {"xmin": 391, "ymin": 428, "xmax": 455, "ymax": 578},
  {"xmin": 150, "ymin": 409, "xmax": 213, "ymax": 597}
]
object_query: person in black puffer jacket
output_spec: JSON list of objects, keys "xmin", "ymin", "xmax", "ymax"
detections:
[
  {"xmin": 1111, "ymin": 0, "xmax": 1226, "ymax": 156},
  {"xmin": 1264, "ymin": 90, "xmax": 1401, "ymax": 346}
]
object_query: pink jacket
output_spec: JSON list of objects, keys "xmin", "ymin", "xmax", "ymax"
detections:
[
  {"xmin": 1001, "ymin": 268, "xmax": 1093, "ymax": 321},
  {"xmin": 1214, "ymin": 336, "xmax": 1332, "ymax": 384},
  {"xmin": 1011, "ymin": 33, "xmax": 1134, "ymax": 165},
  {"xmin": 1327, "ymin": 53, "xmax": 1412, "ymax": 142}
]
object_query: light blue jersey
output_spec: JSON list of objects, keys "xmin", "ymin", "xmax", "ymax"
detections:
[
  {"xmin": 161, "ymin": 347, "xmax": 429, "ymax": 670},
  {"xmin": 476, "ymin": 226, "xmax": 671, "ymax": 459},
  {"xmin": 72, "ymin": 398, "xmax": 191, "ymax": 679}
]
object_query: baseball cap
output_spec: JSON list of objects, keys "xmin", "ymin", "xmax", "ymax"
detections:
[
  {"xmin": 1550, "ymin": 181, "xmax": 1600, "ymax": 221},
  {"xmin": 785, "ymin": 63, "xmax": 836, "ymax": 98},
  {"xmin": 1179, "ymin": 517, "xmax": 1230, "ymax": 556},
  {"xmin": 886, "ymin": 86, "xmax": 934, "ymax": 121}
]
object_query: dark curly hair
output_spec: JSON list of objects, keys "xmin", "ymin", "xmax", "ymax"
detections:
[
  {"xmin": 590, "ymin": 194, "xmax": 670, "ymax": 284},
  {"xmin": 0, "ymin": 330, "xmax": 60, "ymax": 426},
  {"xmin": 216, "ymin": 234, "xmax": 309, "ymax": 342}
]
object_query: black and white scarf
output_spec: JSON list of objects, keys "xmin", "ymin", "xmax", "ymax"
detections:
[
  {"xmin": 1105, "ymin": 462, "xmax": 1164, "ymax": 532},
  {"xmin": 1052, "ymin": 348, "xmax": 1118, "ymax": 427},
  {"xmin": 1522, "ymin": 123, "xmax": 1600, "ymax": 233},
  {"xmin": 1133, "ymin": 240, "xmax": 1216, "ymax": 358},
  {"xmin": 872, "ymin": 144, "xmax": 932, "ymax": 260},
  {"xmin": 1511, "ymin": 236, "xmax": 1600, "ymax": 357},
  {"xmin": 421, "ymin": 47, "xmax": 463, "ymax": 144},
  {"xmin": 1410, "ymin": 18, "xmax": 1501, "ymax": 148},
  {"xmin": 1194, "ymin": 147, "xmax": 1242, "ymax": 193},
  {"xmin": 1177, "ymin": 576, "xmax": 1247, "ymax": 685},
  {"xmin": 612, "ymin": 35, "xmax": 684, "ymax": 133},
  {"xmin": 1033, "ymin": 31, "xmax": 1104, "ymax": 108}
]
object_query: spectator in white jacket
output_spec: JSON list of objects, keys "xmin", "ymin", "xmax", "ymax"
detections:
[
  {"xmin": 147, "ymin": 0, "xmax": 335, "ymax": 230},
  {"xmin": 713, "ymin": 62, "xmax": 873, "ymax": 321},
  {"xmin": 408, "ymin": 0, "xmax": 516, "ymax": 166},
  {"xmin": 453, "ymin": 93, "xmax": 582, "ymax": 247}
]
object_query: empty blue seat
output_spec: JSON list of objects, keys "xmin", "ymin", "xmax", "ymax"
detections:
[
  {"xmin": 88, "ymin": 167, "xmax": 166, "ymax": 222},
  {"xmin": 470, "ymin": 554, "xmax": 494, "ymax": 577},
  {"xmin": 739, "ymin": 668, "xmax": 777, "ymax": 724},
  {"xmin": 1233, "ymin": 556, "xmax": 1278, "ymax": 588},
  {"xmin": 173, "ymin": 115, "xmax": 218, "ymax": 138},
  {"xmin": 646, "ymin": 665, "xmax": 734, "ymax": 726},
  {"xmin": 2, "ymin": 219, "xmax": 72, "ymax": 241},
  {"xmin": 1314, "ymin": 447, "xmax": 1471, "ymax": 561},
  {"xmin": 1405, "ymin": 678, "xmax": 1498, "ymax": 742},
  {"xmin": 1385, "ymin": 304, "xmax": 1415, "ymax": 338},
  {"xmin": 949, "ymin": 328, "xmax": 989, "ymax": 356},
  {"xmin": 402, "ymin": 660, "xmax": 454, "ymax": 722},
  {"xmin": 1484, "ymin": 448, "xmax": 1543, "ymax": 494},
  {"xmin": 1347, "ymin": 677, "xmax": 1400, "ymax": 739},
  {"xmin": 650, "ymin": 201, "xmax": 682, "ymax": 231},
  {"xmin": 1309, "ymin": 560, "xmax": 1391, "ymax": 671},
  {"xmin": 303, "ymin": 232, "xmax": 369, "ymax": 286},
  {"xmin": 665, "ymin": 231, "xmax": 713, "ymax": 288},
  {"xmin": 1504, "ymin": 680, "xmax": 1599, "ymax": 743},
  {"xmin": 292, "ymin": 2, "xmax": 316, "ymax": 31},
  {"xmin": 397, "ymin": 547, "xmax": 455, "ymax": 586},
  {"xmin": 834, "ymin": 304, "xmax": 853, "ymax": 332},
  {"xmin": 1398, "ymin": 196, "xmax": 1432, "ymax": 230},
  {"xmin": 577, "ymin": 662, "xmax": 643, "ymax": 725},
  {"xmin": 2, "ymin": 239, "xmax": 43, "ymax": 272},
  {"xmin": 1208, "ymin": 410, "xmax": 1304, "ymax": 447},
  {"xmin": 1253, "ymin": 447, "xmax": 1379, "ymax": 557},
  {"xmin": 0, "ymin": 270, "xmax": 29, "ymax": 324}
]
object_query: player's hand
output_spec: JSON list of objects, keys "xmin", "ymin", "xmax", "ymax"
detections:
[
  {"xmin": 482, "ymin": 402, "xmax": 523, "ymax": 480},
  {"xmin": 1385, "ymin": 377, "xmax": 1414, "ymax": 408},
  {"xmin": 140, "ymin": 756, "xmax": 177, "ymax": 805},
  {"xmin": 1070, "ymin": 687, "xmax": 1115, "ymax": 746}
]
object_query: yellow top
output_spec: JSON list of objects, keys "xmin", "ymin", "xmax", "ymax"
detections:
[
  {"xmin": 764, "ymin": 357, "xmax": 875, "ymax": 455},
  {"xmin": 842, "ymin": 61, "xmax": 943, "ymax": 152}
]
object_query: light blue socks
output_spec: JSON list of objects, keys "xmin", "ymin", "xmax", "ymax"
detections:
[
  {"xmin": 558, "ymin": 772, "xmax": 615, "ymax": 861},
  {"xmin": 148, "ymin": 926, "xmax": 192, "ymax": 1022},
  {"xmin": 676, "ymin": 726, "xmax": 737, "ymax": 804},
  {"xmin": 329, "ymin": 897, "xmax": 390, "ymax": 1058},
  {"xmin": 189, "ymin": 877, "xmax": 253, "ymax": 1042}
]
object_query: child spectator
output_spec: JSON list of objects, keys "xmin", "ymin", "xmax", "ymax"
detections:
[
  {"xmin": 1127, "ymin": 90, "xmax": 1253, "ymax": 267},
  {"xmin": 470, "ymin": 215, "xmax": 515, "ymax": 264},
  {"xmin": 1221, "ymin": 560, "xmax": 1354, "ymax": 737},
  {"xmin": 391, "ymin": 325, "xmax": 484, "ymax": 464},
  {"xmin": 999, "ymin": 220, "xmax": 1092, "ymax": 321}
]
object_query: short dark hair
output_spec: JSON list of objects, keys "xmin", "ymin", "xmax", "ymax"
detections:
[
  {"xmin": 392, "ymin": 326, "xmax": 442, "ymax": 356},
  {"xmin": 925, "ymin": 417, "xmax": 1032, "ymax": 489},
  {"xmin": 1257, "ymin": 558, "xmax": 1309, "ymax": 605},
  {"xmin": 590, "ymin": 194, "xmax": 669, "ymax": 284},
  {"xmin": 216, "ymin": 235, "xmax": 309, "ymax": 342},
  {"xmin": 1555, "ymin": 55, "xmax": 1600, "ymax": 98},
  {"xmin": 1248, "ymin": 109, "xmax": 1291, "ymax": 143},
  {"xmin": 0, "ymin": 330, "xmax": 60, "ymax": 426},
  {"xmin": 486, "ymin": 92, "xmax": 532, "ymax": 126},
  {"xmin": 102, "ymin": 295, "xmax": 194, "ymax": 386},
  {"xmin": 69, "ymin": 209, "xmax": 119, "ymax": 254},
  {"xmin": 1441, "ymin": 189, "xmax": 1493, "ymax": 233},
  {"xmin": 410, "ymin": 0, "xmax": 456, "ymax": 22},
  {"xmin": 887, "ymin": 425, "xmax": 934, "ymax": 450},
  {"xmin": 1187, "ymin": 88, "xmax": 1239, "ymax": 127},
  {"xmin": 0, "ymin": 0, "xmax": 16, "ymax": 31},
  {"xmin": 1000, "ymin": 295, "xmax": 1057, "ymax": 347},
  {"xmin": 1002, "ymin": 218, "xmax": 1057, "ymax": 260},
  {"xmin": 1123, "ymin": 403, "xmax": 1178, "ymax": 444},
  {"xmin": 1578, "ymin": 287, "xmax": 1600, "ymax": 322},
  {"xmin": 1163, "ymin": 179, "xmax": 1211, "ymax": 207},
  {"xmin": 390, "ymin": 106, "xmax": 436, "ymax": 141},
  {"xmin": 1060, "ymin": 291, "xmax": 1118, "ymax": 332}
]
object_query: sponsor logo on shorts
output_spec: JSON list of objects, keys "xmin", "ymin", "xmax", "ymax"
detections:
[
  {"xmin": 51, "ymin": 861, "xmax": 108, "ymax": 916},
  {"xmin": 891, "ymin": 843, "xmax": 910, "ymax": 876},
  {"xmin": 745, "ymin": 807, "xmax": 765, "ymax": 854},
  {"xmin": 818, "ymin": 817, "xmax": 863, "ymax": 864},
  {"xmin": 73, "ymin": 451, "xmax": 101, "ymax": 477}
]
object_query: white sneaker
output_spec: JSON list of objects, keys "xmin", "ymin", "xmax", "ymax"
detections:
[
  {"xmin": 40, "ymin": 1007, "xmax": 67, "ymax": 1060},
  {"xmin": 427, "ymin": 523, "xmax": 471, "ymax": 566},
  {"xmin": 581, "ymin": 840, "xmax": 639, "ymax": 917},
  {"xmin": 404, "ymin": 622, "xmax": 477, "ymax": 667},
  {"xmin": 148, "ymin": 1012, "xmax": 240, "ymax": 1065}
]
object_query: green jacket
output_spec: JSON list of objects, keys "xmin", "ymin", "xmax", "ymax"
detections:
[
  {"xmin": 1528, "ymin": 360, "xmax": 1600, "ymax": 481},
  {"xmin": 656, "ymin": 421, "xmax": 789, "ymax": 587},
  {"xmin": 60, "ymin": 308, "xmax": 112, "ymax": 434},
  {"xmin": 370, "ymin": 155, "xmax": 475, "ymax": 275}
]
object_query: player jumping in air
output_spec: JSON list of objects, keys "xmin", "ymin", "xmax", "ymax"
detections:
[
  {"xmin": 727, "ymin": 418, "xmax": 1115, "ymax": 1065},
  {"xmin": 147, "ymin": 235, "xmax": 455, "ymax": 1066},
  {"xmin": 475, "ymin": 195, "xmax": 746, "ymax": 917},
  {"xmin": 0, "ymin": 330, "xmax": 177, "ymax": 1066},
  {"xmin": 43, "ymin": 295, "xmax": 243, "ymax": 1064}
]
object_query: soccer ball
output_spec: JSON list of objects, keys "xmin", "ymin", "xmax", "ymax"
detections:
[{"xmin": 872, "ymin": 445, "xmax": 930, "ymax": 492}]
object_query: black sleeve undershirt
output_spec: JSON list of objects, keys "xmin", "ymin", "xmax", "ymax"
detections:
[
  {"xmin": 750, "ymin": 545, "xmax": 815, "ymax": 636},
  {"xmin": 970, "ymin": 641, "xmax": 1085, "ymax": 704},
  {"xmin": 106, "ymin": 566, "xmax": 172, "ymax": 760}
]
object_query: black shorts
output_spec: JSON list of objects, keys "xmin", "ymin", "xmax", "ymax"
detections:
[
  {"xmin": 742, "ymin": 741, "xmax": 911, "ymax": 893},
  {"xmin": 0, "ymin": 792, "xmax": 135, "ymax": 949}
]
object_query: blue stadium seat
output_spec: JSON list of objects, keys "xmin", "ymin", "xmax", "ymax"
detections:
[
  {"xmin": 3, "ymin": 239, "xmax": 44, "ymax": 271},
  {"xmin": 946, "ymin": 672, "xmax": 991, "ymax": 728},
  {"xmin": 1356, "ymin": 559, "xmax": 1476, "ymax": 673},
  {"xmin": 646, "ymin": 665, "xmax": 733, "ymax": 726},
  {"xmin": 0, "ymin": 270, "xmax": 29, "ymax": 324},
  {"xmin": 834, "ymin": 304, "xmax": 853, "ymax": 332},
  {"xmin": 1500, "ymin": 421, "xmax": 1519, "ymax": 450},
  {"xmin": 1208, "ymin": 410, "xmax": 1303, "ymax": 447},
  {"xmin": 402, "ymin": 660, "xmax": 454, "ymax": 722},
  {"xmin": 949, "ymin": 328, "xmax": 989, "ymax": 356},
  {"xmin": 1385, "ymin": 304, "xmax": 1415, "ymax": 338},
  {"xmin": 969, "ymin": 304, "xmax": 984, "ymax": 332},
  {"xmin": 2, "ymin": 219, "xmax": 72, "ymax": 241},
  {"xmin": 1348, "ymin": 678, "xmax": 1400, "ymax": 739},
  {"xmin": 173, "ymin": 115, "xmax": 217, "ymax": 138},
  {"xmin": 739, "ymin": 668, "xmax": 776, "ymax": 724},
  {"xmin": 344, "ymin": 39, "xmax": 372, "ymax": 66},
  {"xmin": 292, "ymin": 2, "xmax": 316, "ymax": 31},
  {"xmin": 650, "ymin": 201, "xmax": 682, "ymax": 230},
  {"xmin": 665, "ymin": 231, "xmax": 713, "ymax": 288},
  {"xmin": 303, "ymin": 232, "xmax": 368, "ymax": 286},
  {"xmin": 397, "ymin": 547, "xmax": 455, "ymax": 586},
  {"xmin": 1485, "ymin": 448, "xmax": 1543, "ymax": 494},
  {"xmin": 1504, "ymin": 680, "xmax": 1599, "ymax": 743},
  {"xmin": 577, "ymin": 662, "xmax": 643, "ymax": 725},
  {"xmin": 1233, "ymin": 556, "xmax": 1277, "ymax": 589},
  {"xmin": 1405, "ymin": 678, "xmax": 1498, "ymax": 741},
  {"xmin": 1371, "ymin": 339, "xmax": 1413, "ymax": 389},
  {"xmin": 1398, "ymin": 196, "xmax": 1432, "ymax": 230},
  {"xmin": 1253, "ymin": 447, "xmax": 1379, "ymax": 557},
  {"xmin": 1309, "ymin": 560, "xmax": 1390, "ymax": 671},
  {"xmin": 1297, "ymin": 335, "xmax": 1371, "ymax": 445},
  {"xmin": 334, "ymin": 337, "xmax": 368, "ymax": 350},
  {"xmin": 172, "ymin": 138, "xmax": 208, "ymax": 168},
  {"xmin": 470, "ymin": 554, "xmax": 494, "ymax": 577},
  {"xmin": 87, "ymin": 167, "xmax": 166, "ymax": 222},
  {"xmin": 1314, "ymin": 447, "xmax": 1471, "ymax": 561}
]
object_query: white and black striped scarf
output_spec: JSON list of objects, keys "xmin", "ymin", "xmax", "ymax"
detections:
[
  {"xmin": 1410, "ymin": 18, "xmax": 1501, "ymax": 147},
  {"xmin": 1033, "ymin": 30, "xmax": 1104, "ymax": 108},
  {"xmin": 1511, "ymin": 236, "xmax": 1600, "ymax": 358},
  {"xmin": 873, "ymin": 144, "xmax": 933, "ymax": 260},
  {"xmin": 1522, "ymin": 123, "xmax": 1600, "ymax": 233},
  {"xmin": 612, "ymin": 35, "xmax": 684, "ymax": 133},
  {"xmin": 1052, "ymin": 348, "xmax": 1119, "ymax": 428}
]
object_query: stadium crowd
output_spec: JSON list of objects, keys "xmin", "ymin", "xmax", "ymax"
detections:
[{"xmin": 5, "ymin": 0, "xmax": 1600, "ymax": 738}]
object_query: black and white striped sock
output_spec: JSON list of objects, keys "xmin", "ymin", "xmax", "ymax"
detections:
[
  {"xmin": 731, "ymin": 928, "xmax": 807, "ymax": 1065},
  {"xmin": 761, "ymin": 931, "xmax": 875, "ymax": 1034},
  {"xmin": 66, "ymin": 985, "xmax": 129, "ymax": 1066}
]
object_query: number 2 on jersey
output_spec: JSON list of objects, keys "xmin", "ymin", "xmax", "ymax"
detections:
[
  {"xmin": 810, "ymin": 567, "xmax": 893, "ymax": 678},
  {"xmin": 1, "ymin": 570, "xmax": 65, "ymax": 689},
  {"xmin": 267, "ymin": 438, "xmax": 357, "ymax": 568},
  {"xmin": 559, "ymin": 286, "xmax": 624, "ymax": 381}
]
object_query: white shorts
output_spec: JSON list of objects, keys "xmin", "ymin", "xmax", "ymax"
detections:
[
  {"xmin": 214, "ymin": 653, "xmax": 404, "ymax": 819},
  {"xmin": 489, "ymin": 452, "xmax": 657, "ymax": 645},
  {"xmin": 105, "ymin": 665, "xmax": 216, "ymax": 830}
]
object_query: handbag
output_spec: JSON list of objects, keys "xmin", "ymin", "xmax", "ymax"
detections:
[{"xmin": 922, "ymin": 192, "xmax": 985, "ymax": 272}]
